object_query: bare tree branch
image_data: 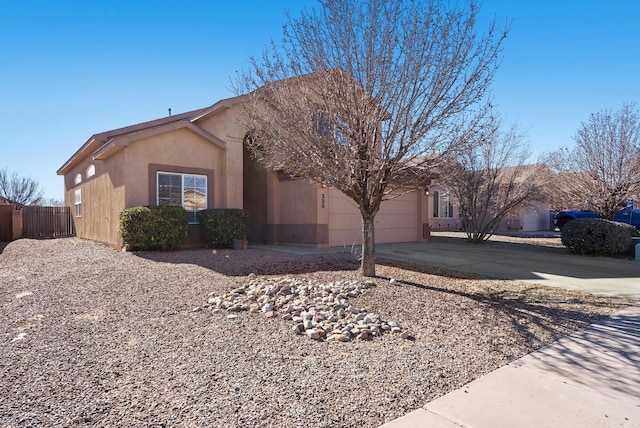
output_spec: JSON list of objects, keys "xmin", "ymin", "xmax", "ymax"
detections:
[
  {"xmin": 545, "ymin": 103, "xmax": 640, "ymax": 220},
  {"xmin": 441, "ymin": 121, "xmax": 551, "ymax": 242},
  {"xmin": 234, "ymin": 0, "xmax": 508, "ymax": 276},
  {"xmin": 0, "ymin": 167, "xmax": 44, "ymax": 208}
]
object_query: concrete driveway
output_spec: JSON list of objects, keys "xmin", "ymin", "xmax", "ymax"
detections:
[
  {"xmin": 255, "ymin": 235, "xmax": 640, "ymax": 299},
  {"xmin": 374, "ymin": 239, "xmax": 640, "ymax": 300}
]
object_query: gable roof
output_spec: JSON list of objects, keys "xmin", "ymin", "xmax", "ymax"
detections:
[
  {"xmin": 494, "ymin": 163, "xmax": 551, "ymax": 185},
  {"xmin": 58, "ymin": 68, "xmax": 387, "ymax": 177},
  {"xmin": 57, "ymin": 96, "xmax": 241, "ymax": 175}
]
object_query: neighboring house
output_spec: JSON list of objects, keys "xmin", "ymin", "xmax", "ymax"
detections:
[
  {"xmin": 58, "ymin": 96, "xmax": 432, "ymax": 248},
  {"xmin": 491, "ymin": 163, "xmax": 554, "ymax": 233},
  {"xmin": 426, "ymin": 185, "xmax": 461, "ymax": 231},
  {"xmin": 426, "ymin": 163, "xmax": 553, "ymax": 233},
  {"xmin": 498, "ymin": 204, "xmax": 553, "ymax": 232}
]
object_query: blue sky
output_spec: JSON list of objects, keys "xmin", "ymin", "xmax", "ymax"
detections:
[{"xmin": 1, "ymin": 0, "xmax": 639, "ymax": 200}]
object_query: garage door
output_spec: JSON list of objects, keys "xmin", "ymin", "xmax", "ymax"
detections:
[{"xmin": 328, "ymin": 188, "xmax": 419, "ymax": 246}]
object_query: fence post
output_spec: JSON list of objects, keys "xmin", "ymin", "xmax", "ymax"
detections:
[{"xmin": 12, "ymin": 208, "xmax": 22, "ymax": 240}]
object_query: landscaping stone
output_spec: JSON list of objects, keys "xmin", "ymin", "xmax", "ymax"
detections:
[{"xmin": 205, "ymin": 277, "xmax": 409, "ymax": 342}]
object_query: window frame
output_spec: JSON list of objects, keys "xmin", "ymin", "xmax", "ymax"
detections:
[
  {"xmin": 74, "ymin": 188, "xmax": 82, "ymax": 217},
  {"xmin": 317, "ymin": 111, "xmax": 350, "ymax": 145},
  {"xmin": 156, "ymin": 171, "xmax": 208, "ymax": 224},
  {"xmin": 433, "ymin": 190, "xmax": 454, "ymax": 219}
]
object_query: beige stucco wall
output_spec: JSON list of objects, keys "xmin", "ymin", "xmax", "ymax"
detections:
[
  {"xmin": 261, "ymin": 176, "xmax": 329, "ymax": 246},
  {"xmin": 198, "ymin": 106, "xmax": 246, "ymax": 209},
  {"xmin": 63, "ymin": 151, "xmax": 126, "ymax": 247},
  {"xmin": 12, "ymin": 208, "xmax": 22, "ymax": 240},
  {"xmin": 123, "ymin": 127, "xmax": 227, "ymax": 208},
  {"xmin": 279, "ymin": 179, "xmax": 319, "ymax": 224}
]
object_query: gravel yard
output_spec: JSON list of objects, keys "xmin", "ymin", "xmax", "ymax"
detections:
[{"xmin": 0, "ymin": 237, "xmax": 632, "ymax": 427}]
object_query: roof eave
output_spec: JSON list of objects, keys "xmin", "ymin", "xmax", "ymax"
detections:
[
  {"xmin": 190, "ymin": 95, "xmax": 243, "ymax": 122},
  {"xmin": 57, "ymin": 137, "xmax": 104, "ymax": 175}
]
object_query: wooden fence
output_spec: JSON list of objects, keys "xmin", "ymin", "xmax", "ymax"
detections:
[
  {"xmin": 0, "ymin": 205, "xmax": 13, "ymax": 241},
  {"xmin": 21, "ymin": 206, "xmax": 76, "ymax": 239}
]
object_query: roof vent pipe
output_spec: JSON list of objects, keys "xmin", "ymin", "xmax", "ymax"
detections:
[{"xmin": 168, "ymin": 108, "xmax": 172, "ymax": 117}]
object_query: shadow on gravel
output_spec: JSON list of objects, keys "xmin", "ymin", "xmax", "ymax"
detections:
[
  {"xmin": 377, "ymin": 259, "xmax": 633, "ymax": 346},
  {"xmin": 134, "ymin": 248, "xmax": 359, "ymax": 277},
  {"xmin": 377, "ymin": 258, "xmax": 483, "ymax": 279}
]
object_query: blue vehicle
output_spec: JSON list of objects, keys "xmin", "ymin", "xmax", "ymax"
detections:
[{"xmin": 554, "ymin": 203, "xmax": 640, "ymax": 230}]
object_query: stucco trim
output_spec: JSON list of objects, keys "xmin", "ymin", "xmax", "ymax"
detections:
[
  {"xmin": 148, "ymin": 164, "xmax": 215, "ymax": 209},
  {"xmin": 190, "ymin": 96, "xmax": 243, "ymax": 122},
  {"xmin": 92, "ymin": 140, "xmax": 123, "ymax": 160}
]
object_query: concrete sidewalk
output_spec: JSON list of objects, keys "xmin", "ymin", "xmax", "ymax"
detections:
[{"xmin": 380, "ymin": 304, "xmax": 640, "ymax": 428}]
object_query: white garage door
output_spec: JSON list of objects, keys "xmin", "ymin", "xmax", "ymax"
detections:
[{"xmin": 328, "ymin": 188, "xmax": 419, "ymax": 246}]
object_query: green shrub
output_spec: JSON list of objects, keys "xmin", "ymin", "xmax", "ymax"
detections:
[
  {"xmin": 119, "ymin": 206, "xmax": 188, "ymax": 251},
  {"xmin": 561, "ymin": 218, "xmax": 636, "ymax": 256},
  {"xmin": 198, "ymin": 209, "xmax": 249, "ymax": 248}
]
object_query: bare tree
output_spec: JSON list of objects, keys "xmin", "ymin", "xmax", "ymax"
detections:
[
  {"xmin": 0, "ymin": 167, "xmax": 44, "ymax": 208},
  {"xmin": 546, "ymin": 103, "xmax": 640, "ymax": 220},
  {"xmin": 441, "ymin": 122, "xmax": 550, "ymax": 242},
  {"xmin": 235, "ymin": 0, "xmax": 507, "ymax": 276},
  {"xmin": 37, "ymin": 198, "xmax": 65, "ymax": 207}
]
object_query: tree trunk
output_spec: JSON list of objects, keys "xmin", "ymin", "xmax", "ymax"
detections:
[{"xmin": 361, "ymin": 216, "xmax": 376, "ymax": 277}]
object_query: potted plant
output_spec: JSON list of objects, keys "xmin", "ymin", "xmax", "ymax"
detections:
[{"xmin": 232, "ymin": 235, "xmax": 248, "ymax": 250}]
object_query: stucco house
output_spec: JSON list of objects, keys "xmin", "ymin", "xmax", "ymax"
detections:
[
  {"xmin": 57, "ymin": 95, "xmax": 435, "ymax": 249},
  {"xmin": 426, "ymin": 163, "xmax": 554, "ymax": 233}
]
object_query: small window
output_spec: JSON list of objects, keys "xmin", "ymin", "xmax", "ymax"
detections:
[
  {"xmin": 74, "ymin": 173, "xmax": 82, "ymax": 185},
  {"xmin": 157, "ymin": 172, "xmax": 207, "ymax": 223},
  {"xmin": 86, "ymin": 164, "xmax": 95, "ymax": 178},
  {"xmin": 74, "ymin": 189, "xmax": 82, "ymax": 217},
  {"xmin": 433, "ymin": 191, "xmax": 453, "ymax": 218},
  {"xmin": 317, "ymin": 112, "xmax": 349, "ymax": 145}
]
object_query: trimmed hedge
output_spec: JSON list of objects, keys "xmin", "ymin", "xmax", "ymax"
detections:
[
  {"xmin": 119, "ymin": 206, "xmax": 188, "ymax": 251},
  {"xmin": 198, "ymin": 209, "xmax": 249, "ymax": 248},
  {"xmin": 561, "ymin": 218, "xmax": 637, "ymax": 256}
]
